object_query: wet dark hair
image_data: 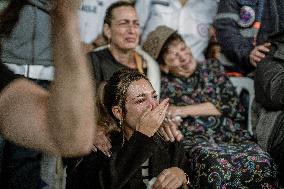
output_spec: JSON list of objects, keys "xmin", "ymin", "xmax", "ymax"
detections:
[
  {"xmin": 103, "ymin": 68, "xmax": 148, "ymax": 123},
  {"xmin": 156, "ymin": 32, "xmax": 185, "ymax": 65},
  {"xmin": 104, "ymin": 1, "xmax": 135, "ymax": 26}
]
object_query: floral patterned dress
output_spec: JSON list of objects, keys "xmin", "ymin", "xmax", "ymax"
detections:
[{"xmin": 161, "ymin": 59, "xmax": 278, "ymax": 188}]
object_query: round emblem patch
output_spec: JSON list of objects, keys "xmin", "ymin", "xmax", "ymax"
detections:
[
  {"xmin": 197, "ymin": 23, "xmax": 209, "ymax": 38},
  {"xmin": 238, "ymin": 6, "xmax": 255, "ymax": 28}
]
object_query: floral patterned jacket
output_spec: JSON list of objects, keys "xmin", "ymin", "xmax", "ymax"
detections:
[{"xmin": 161, "ymin": 59, "xmax": 251, "ymax": 150}]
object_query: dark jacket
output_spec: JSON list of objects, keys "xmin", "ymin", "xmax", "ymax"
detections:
[
  {"xmin": 65, "ymin": 131, "xmax": 187, "ymax": 189},
  {"xmin": 214, "ymin": 0, "xmax": 284, "ymax": 74},
  {"xmin": 89, "ymin": 49, "xmax": 127, "ymax": 86},
  {"xmin": 255, "ymin": 32, "xmax": 284, "ymax": 109},
  {"xmin": 254, "ymin": 32, "xmax": 284, "ymax": 183}
]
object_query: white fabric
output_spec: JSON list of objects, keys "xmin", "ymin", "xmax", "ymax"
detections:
[
  {"xmin": 141, "ymin": 159, "xmax": 150, "ymax": 186},
  {"xmin": 5, "ymin": 63, "xmax": 54, "ymax": 81},
  {"xmin": 136, "ymin": 0, "xmax": 218, "ymax": 62},
  {"xmin": 229, "ymin": 77, "xmax": 255, "ymax": 135},
  {"xmin": 40, "ymin": 155, "xmax": 66, "ymax": 189},
  {"xmin": 78, "ymin": 0, "xmax": 118, "ymax": 43}
]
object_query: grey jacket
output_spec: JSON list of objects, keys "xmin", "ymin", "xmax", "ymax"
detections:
[{"xmin": 1, "ymin": 0, "xmax": 53, "ymax": 66}]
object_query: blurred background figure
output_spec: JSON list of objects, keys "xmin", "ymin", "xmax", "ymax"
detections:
[
  {"xmin": 0, "ymin": 0, "xmax": 97, "ymax": 188},
  {"xmin": 214, "ymin": 0, "xmax": 284, "ymax": 76},
  {"xmin": 1, "ymin": 0, "xmax": 53, "ymax": 84},
  {"xmin": 78, "ymin": 0, "xmax": 117, "ymax": 45},
  {"xmin": 0, "ymin": 1, "xmax": 54, "ymax": 188},
  {"xmin": 79, "ymin": 0, "xmax": 136, "ymax": 51},
  {"xmin": 136, "ymin": 0, "xmax": 218, "ymax": 62}
]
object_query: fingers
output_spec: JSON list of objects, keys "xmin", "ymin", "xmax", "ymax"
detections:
[
  {"xmin": 158, "ymin": 127, "xmax": 170, "ymax": 141},
  {"xmin": 257, "ymin": 44, "xmax": 270, "ymax": 53},
  {"xmin": 163, "ymin": 119, "xmax": 184, "ymax": 142},
  {"xmin": 153, "ymin": 170, "xmax": 180, "ymax": 189},
  {"xmin": 250, "ymin": 54, "xmax": 261, "ymax": 65},
  {"xmin": 254, "ymin": 50, "xmax": 266, "ymax": 58},
  {"xmin": 139, "ymin": 105, "xmax": 153, "ymax": 121},
  {"xmin": 158, "ymin": 103, "xmax": 169, "ymax": 124},
  {"xmin": 153, "ymin": 98, "xmax": 169, "ymax": 125},
  {"xmin": 93, "ymin": 131, "xmax": 112, "ymax": 157},
  {"xmin": 157, "ymin": 98, "xmax": 170, "ymax": 115},
  {"xmin": 153, "ymin": 171, "xmax": 167, "ymax": 188},
  {"xmin": 163, "ymin": 123, "xmax": 175, "ymax": 142},
  {"xmin": 141, "ymin": 98, "xmax": 168, "ymax": 120},
  {"xmin": 175, "ymin": 130, "xmax": 183, "ymax": 141},
  {"xmin": 263, "ymin": 42, "xmax": 271, "ymax": 48},
  {"xmin": 137, "ymin": 99, "xmax": 170, "ymax": 137},
  {"xmin": 250, "ymin": 43, "xmax": 271, "ymax": 66}
]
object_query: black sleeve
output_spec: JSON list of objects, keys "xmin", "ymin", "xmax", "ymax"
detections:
[
  {"xmin": 173, "ymin": 141, "xmax": 188, "ymax": 175},
  {"xmin": 65, "ymin": 132, "xmax": 158, "ymax": 189},
  {"xmin": 110, "ymin": 132, "xmax": 157, "ymax": 188},
  {"xmin": 0, "ymin": 63, "xmax": 19, "ymax": 92},
  {"xmin": 255, "ymin": 42, "xmax": 284, "ymax": 110}
]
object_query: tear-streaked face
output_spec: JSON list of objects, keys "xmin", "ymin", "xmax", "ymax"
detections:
[
  {"xmin": 107, "ymin": 6, "xmax": 140, "ymax": 51},
  {"xmin": 124, "ymin": 79, "xmax": 158, "ymax": 130}
]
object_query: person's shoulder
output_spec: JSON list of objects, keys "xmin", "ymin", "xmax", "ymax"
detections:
[
  {"xmin": 89, "ymin": 48, "xmax": 108, "ymax": 58},
  {"xmin": 89, "ymin": 48, "xmax": 115, "ymax": 64},
  {"xmin": 89, "ymin": 48, "xmax": 110, "ymax": 68}
]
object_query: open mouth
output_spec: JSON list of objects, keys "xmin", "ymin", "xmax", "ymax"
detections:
[
  {"xmin": 125, "ymin": 37, "xmax": 137, "ymax": 43},
  {"xmin": 181, "ymin": 60, "xmax": 192, "ymax": 70}
]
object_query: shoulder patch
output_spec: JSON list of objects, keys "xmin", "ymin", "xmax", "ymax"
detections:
[{"xmin": 238, "ymin": 6, "xmax": 255, "ymax": 27}]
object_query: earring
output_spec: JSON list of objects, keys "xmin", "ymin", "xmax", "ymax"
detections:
[
  {"xmin": 107, "ymin": 37, "xmax": 111, "ymax": 48},
  {"xmin": 119, "ymin": 119, "xmax": 122, "ymax": 128},
  {"xmin": 119, "ymin": 119, "xmax": 125, "ymax": 147}
]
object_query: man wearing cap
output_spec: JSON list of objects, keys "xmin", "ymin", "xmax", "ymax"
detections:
[{"xmin": 214, "ymin": 0, "xmax": 284, "ymax": 75}]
